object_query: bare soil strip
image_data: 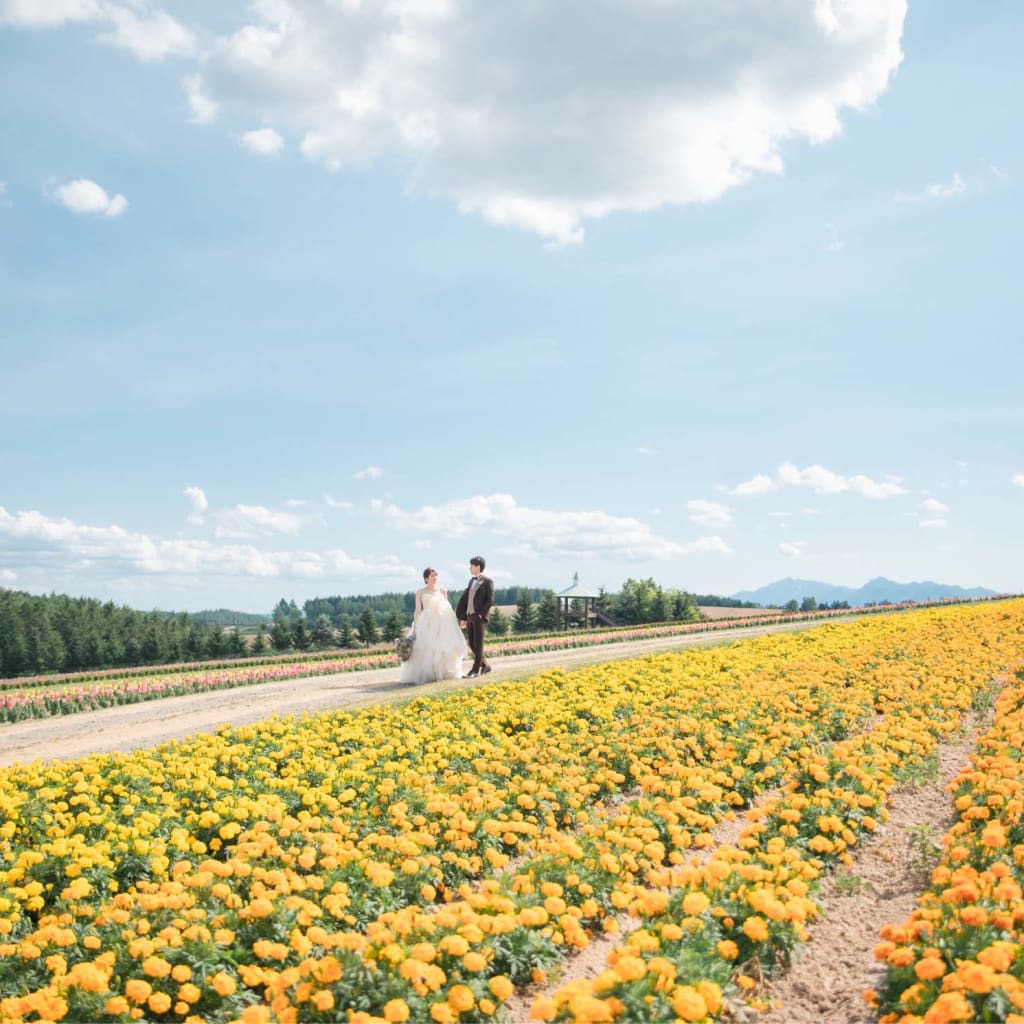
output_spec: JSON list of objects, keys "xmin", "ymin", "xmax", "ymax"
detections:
[
  {"xmin": 755, "ymin": 727, "xmax": 979, "ymax": 1024},
  {"xmin": 0, "ymin": 619, "xmax": 841, "ymax": 767}
]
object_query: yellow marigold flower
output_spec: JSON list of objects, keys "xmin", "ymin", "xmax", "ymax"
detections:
[
  {"xmin": 613, "ymin": 955, "xmax": 647, "ymax": 982},
  {"xmin": 742, "ymin": 916, "xmax": 768, "ymax": 942},
  {"xmin": 439, "ymin": 934, "xmax": 470, "ymax": 957},
  {"xmin": 672, "ymin": 985, "xmax": 709, "ymax": 1022},
  {"xmin": 178, "ymin": 983, "xmax": 201, "ymax": 1004},
  {"xmin": 448, "ymin": 984, "xmax": 475, "ymax": 1012},
  {"xmin": 463, "ymin": 951, "xmax": 487, "ymax": 972},
  {"xmin": 124, "ymin": 979, "xmax": 152, "ymax": 1004},
  {"xmin": 431, "ymin": 1002, "xmax": 456, "ymax": 1023},
  {"xmin": 148, "ymin": 992, "xmax": 172, "ymax": 1014},
  {"xmin": 105, "ymin": 996, "xmax": 130, "ymax": 1015},
  {"xmin": 489, "ymin": 975, "xmax": 514, "ymax": 1001},
  {"xmin": 716, "ymin": 939, "xmax": 739, "ymax": 960},
  {"xmin": 211, "ymin": 972, "xmax": 237, "ymax": 996},
  {"xmin": 383, "ymin": 998, "xmax": 412, "ymax": 1022},
  {"xmin": 682, "ymin": 892, "xmax": 710, "ymax": 916},
  {"xmin": 171, "ymin": 964, "xmax": 192, "ymax": 983},
  {"xmin": 411, "ymin": 942, "xmax": 438, "ymax": 962},
  {"xmin": 313, "ymin": 990, "xmax": 334, "ymax": 1012},
  {"xmin": 240, "ymin": 1005, "xmax": 271, "ymax": 1024},
  {"xmin": 142, "ymin": 956, "xmax": 172, "ymax": 979}
]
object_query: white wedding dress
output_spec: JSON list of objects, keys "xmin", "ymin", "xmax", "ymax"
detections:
[{"xmin": 400, "ymin": 589, "xmax": 467, "ymax": 685}]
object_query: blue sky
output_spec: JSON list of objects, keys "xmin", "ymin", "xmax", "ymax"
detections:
[{"xmin": 1, "ymin": 0, "xmax": 1022, "ymax": 612}]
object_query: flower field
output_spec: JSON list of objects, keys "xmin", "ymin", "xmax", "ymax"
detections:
[{"xmin": 0, "ymin": 600, "xmax": 1022, "ymax": 1024}]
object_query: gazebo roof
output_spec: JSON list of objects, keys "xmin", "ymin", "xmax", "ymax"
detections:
[{"xmin": 556, "ymin": 572, "xmax": 600, "ymax": 599}]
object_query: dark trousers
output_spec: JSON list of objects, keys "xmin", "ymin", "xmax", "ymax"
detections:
[{"xmin": 466, "ymin": 615, "xmax": 487, "ymax": 671}]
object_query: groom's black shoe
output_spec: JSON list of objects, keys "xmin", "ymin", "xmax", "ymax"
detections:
[
  {"xmin": 466, "ymin": 669, "xmax": 480, "ymax": 678},
  {"xmin": 479, "ymin": 665, "xmax": 491, "ymax": 675}
]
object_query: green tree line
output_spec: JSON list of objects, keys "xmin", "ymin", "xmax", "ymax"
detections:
[{"xmin": 0, "ymin": 589, "xmax": 252, "ymax": 677}]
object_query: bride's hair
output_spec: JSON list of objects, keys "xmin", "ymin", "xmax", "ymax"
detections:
[{"xmin": 422, "ymin": 567, "xmax": 436, "ymax": 582}]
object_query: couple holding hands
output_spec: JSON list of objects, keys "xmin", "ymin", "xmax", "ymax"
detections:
[{"xmin": 399, "ymin": 556, "xmax": 494, "ymax": 686}]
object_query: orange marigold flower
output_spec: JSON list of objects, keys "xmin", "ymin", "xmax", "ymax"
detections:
[
  {"xmin": 915, "ymin": 958, "xmax": 947, "ymax": 981},
  {"xmin": 716, "ymin": 940, "xmax": 739, "ymax": 960},
  {"xmin": 148, "ymin": 992, "xmax": 172, "ymax": 1014},
  {"xmin": 682, "ymin": 892, "xmax": 711, "ymax": 916},
  {"xmin": 977, "ymin": 942, "xmax": 1016, "ymax": 973},
  {"xmin": 142, "ymin": 956, "xmax": 172, "ymax": 979},
  {"xmin": 489, "ymin": 976, "xmax": 514, "ymax": 1002},
  {"xmin": 124, "ymin": 980, "xmax": 152, "ymax": 1005},
  {"xmin": 922, "ymin": 991, "xmax": 973, "ymax": 1023},
  {"xmin": 958, "ymin": 961, "xmax": 996, "ymax": 994},
  {"xmin": 448, "ymin": 984, "xmax": 475, "ymax": 1012},
  {"xmin": 742, "ymin": 916, "xmax": 768, "ymax": 942},
  {"xmin": 530, "ymin": 997, "xmax": 558, "ymax": 1022},
  {"xmin": 211, "ymin": 972, "xmax": 237, "ymax": 996}
]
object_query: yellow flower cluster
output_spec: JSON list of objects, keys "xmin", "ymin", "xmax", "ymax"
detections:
[
  {"xmin": 0, "ymin": 601, "xmax": 1021, "ymax": 1023},
  {"xmin": 870, "ymin": 651, "xmax": 1024, "ymax": 1024}
]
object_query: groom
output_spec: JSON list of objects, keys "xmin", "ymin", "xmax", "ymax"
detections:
[{"xmin": 457, "ymin": 555, "xmax": 494, "ymax": 677}]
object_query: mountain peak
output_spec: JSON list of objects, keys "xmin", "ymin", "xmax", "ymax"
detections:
[{"xmin": 731, "ymin": 577, "xmax": 998, "ymax": 607}]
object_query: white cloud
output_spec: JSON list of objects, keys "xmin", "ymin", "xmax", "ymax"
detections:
[
  {"xmin": 777, "ymin": 462, "xmax": 907, "ymax": 498},
  {"xmin": 681, "ymin": 536, "xmax": 733, "ymax": 556},
  {"xmin": 918, "ymin": 498, "xmax": 949, "ymax": 514},
  {"xmin": 1012, "ymin": 474, "xmax": 1024, "ymax": 488},
  {"xmin": 0, "ymin": 505, "xmax": 414, "ymax": 581},
  {"xmin": 637, "ymin": 446, "xmax": 657, "ymax": 456},
  {"xmin": 0, "ymin": 568, "xmax": 16, "ymax": 583},
  {"xmin": 2, "ymin": 1, "xmax": 194, "ymax": 61},
  {"xmin": 97, "ymin": 5, "xmax": 195, "ymax": 61},
  {"xmin": 0, "ymin": 0, "xmax": 102, "ymax": 28},
  {"xmin": 919, "ymin": 519, "xmax": 947, "ymax": 529},
  {"xmin": 731, "ymin": 473, "xmax": 775, "ymax": 497},
  {"xmin": 188, "ymin": 0, "xmax": 906, "ymax": 243},
  {"xmin": 240, "ymin": 127, "xmax": 284, "ymax": 156},
  {"xmin": 183, "ymin": 485, "xmax": 208, "ymax": 525},
  {"xmin": 354, "ymin": 465, "xmax": 383, "ymax": 480},
  {"xmin": 897, "ymin": 171, "xmax": 967, "ymax": 203},
  {"xmin": 215, "ymin": 504, "xmax": 305, "ymax": 538},
  {"xmin": 687, "ymin": 499, "xmax": 733, "ymax": 528},
  {"xmin": 778, "ymin": 542, "xmax": 805, "ymax": 558},
  {"xmin": 51, "ymin": 178, "xmax": 127, "ymax": 217},
  {"xmin": 324, "ymin": 494, "xmax": 354, "ymax": 509},
  {"xmin": 375, "ymin": 492, "xmax": 716, "ymax": 562},
  {"xmin": 184, "ymin": 73, "xmax": 218, "ymax": 124},
  {"xmin": 284, "ymin": 498, "xmax": 306, "ymax": 508}
]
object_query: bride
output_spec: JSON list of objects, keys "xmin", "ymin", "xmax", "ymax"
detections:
[{"xmin": 400, "ymin": 568, "xmax": 467, "ymax": 685}]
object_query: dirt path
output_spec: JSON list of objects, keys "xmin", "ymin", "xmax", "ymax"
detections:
[{"xmin": 0, "ymin": 619, "xmax": 841, "ymax": 767}]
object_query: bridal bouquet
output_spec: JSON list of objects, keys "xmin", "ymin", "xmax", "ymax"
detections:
[{"xmin": 394, "ymin": 634, "xmax": 415, "ymax": 662}]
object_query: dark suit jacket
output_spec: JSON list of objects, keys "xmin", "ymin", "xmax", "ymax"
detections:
[{"xmin": 457, "ymin": 575, "xmax": 494, "ymax": 623}]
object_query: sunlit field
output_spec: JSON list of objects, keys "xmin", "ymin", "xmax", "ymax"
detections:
[{"xmin": 1, "ymin": 600, "xmax": 1023, "ymax": 1023}]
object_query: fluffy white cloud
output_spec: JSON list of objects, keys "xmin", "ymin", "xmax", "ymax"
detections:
[
  {"xmin": 240, "ymin": 127, "xmax": 284, "ymax": 155},
  {"xmin": 0, "ymin": 0, "xmax": 101, "ymax": 27},
  {"xmin": 1012, "ymin": 474, "xmax": 1024, "ymax": 488},
  {"xmin": 731, "ymin": 474, "xmax": 774, "ymax": 497},
  {"xmin": 918, "ymin": 498, "xmax": 949, "ymax": 514},
  {"xmin": 920, "ymin": 519, "xmax": 947, "ymax": 529},
  {"xmin": 779, "ymin": 542, "xmax": 805, "ymax": 557},
  {"xmin": 97, "ymin": 5, "xmax": 195, "ymax": 61},
  {"xmin": 184, "ymin": 73, "xmax": 218, "ymax": 124},
  {"xmin": 187, "ymin": 0, "xmax": 906, "ymax": 243},
  {"xmin": 777, "ymin": 462, "xmax": 906, "ymax": 498},
  {"xmin": 51, "ymin": 178, "xmax": 127, "ymax": 217},
  {"xmin": 0, "ymin": 505, "xmax": 414, "ymax": 581},
  {"xmin": 183, "ymin": 485, "xmax": 208, "ymax": 525},
  {"xmin": 354, "ymin": 465, "xmax": 383, "ymax": 480},
  {"xmin": 687, "ymin": 499, "xmax": 733, "ymax": 528},
  {"xmin": 0, "ymin": 568, "xmax": 16, "ymax": 583},
  {"xmin": 215, "ymin": 504, "xmax": 304, "ymax": 538},
  {"xmin": 375, "ymin": 493, "xmax": 721, "ymax": 561},
  {"xmin": 324, "ymin": 494, "xmax": 354, "ymax": 509},
  {"xmin": 2, "ymin": 1, "xmax": 194, "ymax": 60}
]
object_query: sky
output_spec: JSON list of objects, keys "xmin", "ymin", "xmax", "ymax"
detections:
[{"xmin": 1, "ymin": 0, "xmax": 1022, "ymax": 613}]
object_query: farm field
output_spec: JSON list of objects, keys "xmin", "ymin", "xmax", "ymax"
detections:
[{"xmin": 1, "ymin": 600, "xmax": 1023, "ymax": 1023}]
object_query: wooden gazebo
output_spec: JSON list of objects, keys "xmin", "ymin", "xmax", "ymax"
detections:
[{"xmin": 556, "ymin": 572, "xmax": 600, "ymax": 630}]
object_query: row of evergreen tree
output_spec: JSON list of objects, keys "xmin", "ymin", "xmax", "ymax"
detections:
[{"xmin": 0, "ymin": 590, "xmax": 259, "ymax": 678}]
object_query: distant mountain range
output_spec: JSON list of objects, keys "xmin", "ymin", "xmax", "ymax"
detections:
[{"xmin": 732, "ymin": 576, "xmax": 1000, "ymax": 607}]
